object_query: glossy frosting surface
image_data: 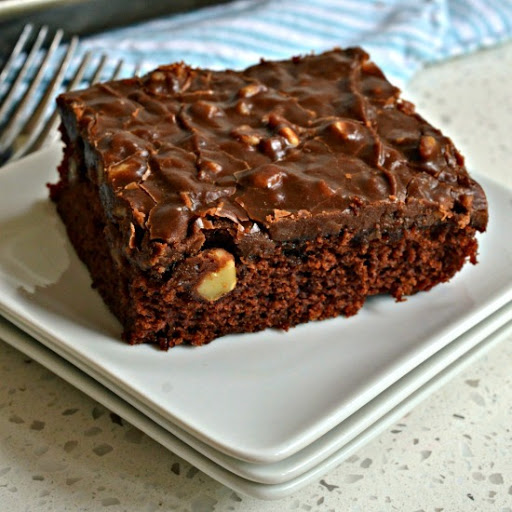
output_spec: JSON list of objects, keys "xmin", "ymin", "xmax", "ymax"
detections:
[{"xmin": 58, "ymin": 48, "xmax": 487, "ymax": 251}]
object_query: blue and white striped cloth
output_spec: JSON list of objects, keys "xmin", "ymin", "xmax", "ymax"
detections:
[{"xmin": 78, "ymin": 0, "xmax": 512, "ymax": 86}]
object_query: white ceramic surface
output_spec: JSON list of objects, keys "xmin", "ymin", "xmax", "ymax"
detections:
[
  {"xmin": 1, "ymin": 310, "xmax": 510, "ymax": 500},
  {"xmin": 0, "ymin": 145, "xmax": 511, "ymax": 466},
  {"xmin": 4, "ymin": 294, "xmax": 512, "ymax": 490},
  {"xmin": 5, "ymin": 298, "xmax": 511, "ymax": 487}
]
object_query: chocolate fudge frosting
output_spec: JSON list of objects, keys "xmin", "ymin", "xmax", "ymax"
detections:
[{"xmin": 57, "ymin": 48, "xmax": 487, "ymax": 269}]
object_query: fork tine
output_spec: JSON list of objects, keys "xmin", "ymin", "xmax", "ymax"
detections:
[
  {"xmin": 0, "ymin": 25, "xmax": 48, "ymax": 122},
  {"xmin": 91, "ymin": 54, "xmax": 108, "ymax": 84},
  {"xmin": 21, "ymin": 35, "xmax": 77, "ymax": 135},
  {"xmin": 28, "ymin": 51, "xmax": 93, "ymax": 153},
  {"xmin": 5, "ymin": 36, "xmax": 78, "ymax": 162},
  {"xmin": 64, "ymin": 51, "xmax": 94, "ymax": 91},
  {"xmin": 133, "ymin": 61, "xmax": 143, "ymax": 77},
  {"xmin": 112, "ymin": 59, "xmax": 124, "ymax": 81},
  {"xmin": 0, "ymin": 24, "xmax": 33, "ymax": 87},
  {"xmin": 0, "ymin": 29, "xmax": 64, "ymax": 152}
]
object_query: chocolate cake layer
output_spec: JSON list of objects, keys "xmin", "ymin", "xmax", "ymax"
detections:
[{"xmin": 51, "ymin": 48, "xmax": 488, "ymax": 348}]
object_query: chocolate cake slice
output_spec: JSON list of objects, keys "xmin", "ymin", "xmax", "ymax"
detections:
[{"xmin": 50, "ymin": 48, "xmax": 488, "ymax": 348}]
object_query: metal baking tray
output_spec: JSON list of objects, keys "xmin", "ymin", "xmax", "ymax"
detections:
[{"xmin": 0, "ymin": 0, "xmax": 233, "ymax": 58}]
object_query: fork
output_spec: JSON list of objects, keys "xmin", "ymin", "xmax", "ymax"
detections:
[{"xmin": 0, "ymin": 25, "xmax": 127, "ymax": 166}]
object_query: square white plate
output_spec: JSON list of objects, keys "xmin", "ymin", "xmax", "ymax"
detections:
[
  {"xmin": 0, "ymin": 145, "xmax": 511, "ymax": 465},
  {"xmin": 2, "ymin": 310, "xmax": 510, "ymax": 499},
  {"xmin": 3, "ymin": 298, "xmax": 511, "ymax": 487}
]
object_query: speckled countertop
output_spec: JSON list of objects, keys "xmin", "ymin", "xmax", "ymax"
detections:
[{"xmin": 1, "ymin": 42, "xmax": 512, "ymax": 512}]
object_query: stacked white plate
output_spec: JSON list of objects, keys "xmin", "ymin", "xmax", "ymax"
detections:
[{"xmin": 1, "ymin": 146, "xmax": 511, "ymax": 499}]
